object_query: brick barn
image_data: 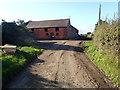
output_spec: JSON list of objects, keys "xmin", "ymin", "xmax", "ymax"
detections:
[{"xmin": 26, "ymin": 19, "xmax": 79, "ymax": 39}]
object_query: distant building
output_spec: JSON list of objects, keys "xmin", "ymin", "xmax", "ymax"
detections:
[{"xmin": 26, "ymin": 19, "xmax": 79, "ymax": 39}]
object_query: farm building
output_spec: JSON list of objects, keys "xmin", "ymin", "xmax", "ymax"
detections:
[{"xmin": 26, "ymin": 19, "xmax": 79, "ymax": 39}]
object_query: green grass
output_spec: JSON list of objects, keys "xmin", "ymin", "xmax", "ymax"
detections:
[
  {"xmin": 2, "ymin": 46, "xmax": 44, "ymax": 85},
  {"xmin": 84, "ymin": 41, "xmax": 119, "ymax": 87}
]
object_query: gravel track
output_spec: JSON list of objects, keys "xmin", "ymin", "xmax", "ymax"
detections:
[{"xmin": 7, "ymin": 40, "xmax": 116, "ymax": 88}]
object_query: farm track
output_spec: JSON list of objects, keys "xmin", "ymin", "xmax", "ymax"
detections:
[{"xmin": 6, "ymin": 40, "xmax": 116, "ymax": 88}]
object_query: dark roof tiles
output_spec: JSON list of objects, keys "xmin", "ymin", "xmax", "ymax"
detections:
[{"xmin": 27, "ymin": 19, "xmax": 70, "ymax": 28}]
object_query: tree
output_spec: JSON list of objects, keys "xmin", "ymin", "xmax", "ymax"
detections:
[
  {"xmin": 2, "ymin": 22, "xmax": 20, "ymax": 44},
  {"xmin": 2, "ymin": 20, "xmax": 33, "ymax": 45},
  {"xmin": 16, "ymin": 19, "xmax": 25, "ymax": 26}
]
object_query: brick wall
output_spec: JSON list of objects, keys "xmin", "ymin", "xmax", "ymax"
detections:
[
  {"xmin": 66, "ymin": 25, "xmax": 78, "ymax": 39},
  {"xmin": 33, "ymin": 27, "xmax": 67, "ymax": 39}
]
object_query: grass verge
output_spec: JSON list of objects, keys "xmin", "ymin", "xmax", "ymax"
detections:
[
  {"xmin": 1, "ymin": 46, "xmax": 44, "ymax": 86},
  {"xmin": 84, "ymin": 41, "xmax": 119, "ymax": 87}
]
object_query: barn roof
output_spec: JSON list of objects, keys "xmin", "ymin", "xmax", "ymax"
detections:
[{"xmin": 26, "ymin": 19, "xmax": 70, "ymax": 28}]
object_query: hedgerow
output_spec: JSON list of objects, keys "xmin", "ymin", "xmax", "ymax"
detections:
[{"xmin": 89, "ymin": 18, "xmax": 119, "ymax": 86}]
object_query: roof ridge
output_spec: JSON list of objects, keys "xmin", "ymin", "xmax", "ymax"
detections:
[
  {"xmin": 27, "ymin": 18, "xmax": 70, "ymax": 28},
  {"xmin": 31, "ymin": 18, "xmax": 70, "ymax": 22}
]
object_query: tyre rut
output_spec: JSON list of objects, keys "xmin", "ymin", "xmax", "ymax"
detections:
[{"xmin": 6, "ymin": 40, "xmax": 116, "ymax": 88}]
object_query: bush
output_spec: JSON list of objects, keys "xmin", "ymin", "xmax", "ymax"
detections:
[
  {"xmin": 93, "ymin": 19, "xmax": 118, "ymax": 57},
  {"xmin": 93, "ymin": 18, "xmax": 119, "ymax": 86},
  {"xmin": 2, "ymin": 21, "xmax": 34, "ymax": 46}
]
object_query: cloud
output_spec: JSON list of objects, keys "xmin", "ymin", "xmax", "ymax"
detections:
[{"xmin": 78, "ymin": 25, "xmax": 95, "ymax": 34}]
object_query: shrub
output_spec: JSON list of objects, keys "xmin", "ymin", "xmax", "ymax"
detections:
[
  {"xmin": 2, "ymin": 21, "xmax": 34, "ymax": 46},
  {"xmin": 93, "ymin": 19, "xmax": 118, "ymax": 57}
]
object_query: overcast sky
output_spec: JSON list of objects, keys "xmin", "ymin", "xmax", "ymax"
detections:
[{"xmin": 0, "ymin": 1, "xmax": 118, "ymax": 34}]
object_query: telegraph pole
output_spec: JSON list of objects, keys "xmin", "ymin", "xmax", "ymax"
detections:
[{"xmin": 98, "ymin": 4, "xmax": 101, "ymax": 25}]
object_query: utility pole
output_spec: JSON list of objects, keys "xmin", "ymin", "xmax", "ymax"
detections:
[
  {"xmin": 98, "ymin": 4, "xmax": 101, "ymax": 25},
  {"xmin": 118, "ymin": 1, "xmax": 120, "ymax": 25}
]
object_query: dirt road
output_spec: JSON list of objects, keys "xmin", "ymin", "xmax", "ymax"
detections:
[{"xmin": 7, "ymin": 40, "xmax": 115, "ymax": 88}]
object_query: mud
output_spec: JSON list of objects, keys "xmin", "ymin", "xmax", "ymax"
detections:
[{"xmin": 6, "ymin": 40, "xmax": 116, "ymax": 88}]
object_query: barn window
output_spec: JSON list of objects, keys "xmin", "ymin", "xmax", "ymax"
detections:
[
  {"xmin": 31, "ymin": 28, "xmax": 34, "ymax": 32},
  {"xmin": 56, "ymin": 28, "xmax": 59, "ymax": 32},
  {"xmin": 46, "ymin": 33, "xmax": 49, "ymax": 36},
  {"xmin": 56, "ymin": 33, "xmax": 59, "ymax": 36},
  {"xmin": 45, "ymin": 28, "xmax": 48, "ymax": 32}
]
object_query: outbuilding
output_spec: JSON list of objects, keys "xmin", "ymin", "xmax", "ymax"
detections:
[{"xmin": 27, "ymin": 19, "xmax": 79, "ymax": 39}]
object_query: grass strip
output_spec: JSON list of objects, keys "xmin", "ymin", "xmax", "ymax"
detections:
[
  {"xmin": 84, "ymin": 41, "xmax": 119, "ymax": 87},
  {"xmin": 2, "ymin": 46, "xmax": 44, "ymax": 85}
]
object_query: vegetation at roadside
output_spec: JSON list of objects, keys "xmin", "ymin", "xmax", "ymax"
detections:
[
  {"xmin": 2, "ymin": 19, "xmax": 34, "ymax": 46},
  {"xmin": 84, "ymin": 41, "xmax": 119, "ymax": 86},
  {"xmin": 94, "ymin": 19, "xmax": 119, "ymax": 57},
  {"xmin": 84, "ymin": 15, "xmax": 119, "ymax": 86},
  {"xmin": 2, "ymin": 46, "xmax": 44, "ymax": 85},
  {"xmin": 1, "ymin": 19, "xmax": 44, "ymax": 87}
]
